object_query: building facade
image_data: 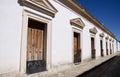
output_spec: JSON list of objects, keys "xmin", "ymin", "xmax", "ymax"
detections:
[{"xmin": 0, "ymin": 0, "xmax": 120, "ymax": 76}]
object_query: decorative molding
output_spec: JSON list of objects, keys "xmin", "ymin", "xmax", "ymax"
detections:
[
  {"xmin": 70, "ymin": 18, "xmax": 85, "ymax": 29},
  {"xmin": 89, "ymin": 27, "xmax": 98, "ymax": 34},
  {"xmin": 21, "ymin": 0, "xmax": 57, "ymax": 17},
  {"xmin": 105, "ymin": 36, "xmax": 109, "ymax": 40},
  {"xmin": 56, "ymin": 0, "xmax": 115, "ymax": 38},
  {"xmin": 99, "ymin": 32, "xmax": 105, "ymax": 37},
  {"xmin": 109, "ymin": 38, "xmax": 112, "ymax": 41},
  {"xmin": 20, "ymin": 10, "xmax": 52, "ymax": 73},
  {"xmin": 111, "ymin": 38, "xmax": 114, "ymax": 42}
]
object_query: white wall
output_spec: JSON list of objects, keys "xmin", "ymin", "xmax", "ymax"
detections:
[
  {"xmin": 119, "ymin": 42, "xmax": 120, "ymax": 51},
  {"xmin": 49, "ymin": 0, "xmax": 116, "ymax": 66},
  {"xmin": 50, "ymin": 0, "xmax": 78, "ymax": 66},
  {"xmin": 113, "ymin": 40, "xmax": 115, "ymax": 52},
  {"xmin": 115, "ymin": 40, "xmax": 118, "ymax": 52},
  {"xmin": 0, "ymin": 0, "xmax": 22, "ymax": 74},
  {"xmin": 0, "ymin": 0, "xmax": 117, "ymax": 74},
  {"xmin": 118, "ymin": 42, "xmax": 120, "ymax": 51},
  {"xmin": 118, "ymin": 41, "xmax": 120, "ymax": 51},
  {"xmin": 49, "ymin": 0, "xmax": 115, "ymax": 66}
]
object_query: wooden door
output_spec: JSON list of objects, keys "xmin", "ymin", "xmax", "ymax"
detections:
[
  {"xmin": 74, "ymin": 32, "xmax": 81, "ymax": 63},
  {"xmin": 100, "ymin": 40, "xmax": 104, "ymax": 57},
  {"xmin": 91, "ymin": 37, "xmax": 95, "ymax": 59},
  {"xmin": 110, "ymin": 42, "xmax": 112, "ymax": 54},
  {"xmin": 106, "ymin": 42, "xmax": 108, "ymax": 55},
  {"xmin": 26, "ymin": 19, "xmax": 47, "ymax": 74}
]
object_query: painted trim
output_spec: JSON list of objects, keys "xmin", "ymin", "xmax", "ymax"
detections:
[
  {"xmin": 99, "ymin": 32, "xmax": 105, "ymax": 37},
  {"xmin": 89, "ymin": 27, "xmax": 98, "ymax": 34},
  {"xmin": 19, "ymin": 10, "xmax": 52, "ymax": 74},
  {"xmin": 72, "ymin": 26, "xmax": 83, "ymax": 63},
  {"xmin": 20, "ymin": 0, "xmax": 57, "ymax": 17},
  {"xmin": 56, "ymin": 0, "xmax": 115, "ymax": 38},
  {"xmin": 70, "ymin": 18, "xmax": 85, "ymax": 29}
]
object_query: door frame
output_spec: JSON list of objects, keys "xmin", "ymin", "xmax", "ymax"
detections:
[
  {"xmin": 72, "ymin": 27, "xmax": 83, "ymax": 63},
  {"xmin": 100, "ymin": 39, "xmax": 103, "ymax": 57},
  {"xmin": 73, "ymin": 32, "xmax": 80, "ymax": 63},
  {"xmin": 106, "ymin": 40, "xmax": 108, "ymax": 55},
  {"xmin": 90, "ymin": 34, "xmax": 96, "ymax": 59},
  {"xmin": 19, "ymin": 10, "xmax": 52, "ymax": 74},
  {"xmin": 109, "ymin": 40, "xmax": 112, "ymax": 54},
  {"xmin": 112, "ymin": 40, "xmax": 114, "ymax": 53},
  {"xmin": 91, "ymin": 37, "xmax": 95, "ymax": 59}
]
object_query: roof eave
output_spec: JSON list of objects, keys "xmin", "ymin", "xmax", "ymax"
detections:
[{"xmin": 57, "ymin": 0, "xmax": 115, "ymax": 38}]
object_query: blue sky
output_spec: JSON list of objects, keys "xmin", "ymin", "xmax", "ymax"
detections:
[{"xmin": 77, "ymin": 0, "xmax": 120, "ymax": 40}]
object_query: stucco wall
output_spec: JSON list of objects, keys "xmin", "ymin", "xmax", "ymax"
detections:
[
  {"xmin": 49, "ymin": 0, "xmax": 116, "ymax": 66},
  {"xmin": 50, "ymin": 0, "xmax": 78, "ymax": 66},
  {"xmin": 0, "ymin": 0, "xmax": 118, "ymax": 75},
  {"xmin": 0, "ymin": 0, "xmax": 22, "ymax": 74}
]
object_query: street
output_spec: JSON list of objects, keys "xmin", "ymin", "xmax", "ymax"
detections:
[{"xmin": 78, "ymin": 56, "xmax": 120, "ymax": 77}]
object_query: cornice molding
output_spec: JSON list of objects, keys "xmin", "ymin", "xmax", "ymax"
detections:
[
  {"xmin": 89, "ymin": 27, "xmax": 98, "ymax": 34},
  {"xmin": 21, "ymin": 0, "xmax": 57, "ymax": 17},
  {"xmin": 56, "ymin": 0, "xmax": 115, "ymax": 38},
  {"xmin": 70, "ymin": 18, "xmax": 85, "ymax": 29}
]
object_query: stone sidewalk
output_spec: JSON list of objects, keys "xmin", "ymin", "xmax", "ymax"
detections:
[
  {"xmin": 21, "ymin": 52, "xmax": 120, "ymax": 77},
  {"xmin": 2, "ymin": 52, "xmax": 119, "ymax": 77}
]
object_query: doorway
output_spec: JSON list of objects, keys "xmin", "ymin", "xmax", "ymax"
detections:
[
  {"xmin": 100, "ymin": 40, "xmax": 104, "ymax": 57},
  {"xmin": 26, "ymin": 19, "xmax": 47, "ymax": 74},
  {"xmin": 110, "ymin": 42, "xmax": 112, "ymax": 54},
  {"xmin": 74, "ymin": 32, "xmax": 81, "ymax": 63},
  {"xmin": 112, "ymin": 43, "xmax": 114, "ymax": 54},
  {"xmin": 91, "ymin": 37, "xmax": 95, "ymax": 59},
  {"xmin": 106, "ymin": 42, "xmax": 108, "ymax": 55}
]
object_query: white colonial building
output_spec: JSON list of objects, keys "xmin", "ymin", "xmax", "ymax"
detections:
[{"xmin": 0, "ymin": 0, "xmax": 120, "ymax": 76}]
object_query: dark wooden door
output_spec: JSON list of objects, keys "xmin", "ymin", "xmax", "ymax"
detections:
[
  {"xmin": 91, "ymin": 37, "xmax": 95, "ymax": 59},
  {"xmin": 100, "ymin": 40, "xmax": 104, "ymax": 57},
  {"xmin": 106, "ymin": 42, "xmax": 108, "ymax": 55},
  {"xmin": 26, "ymin": 19, "xmax": 46, "ymax": 74},
  {"xmin": 110, "ymin": 42, "xmax": 112, "ymax": 54},
  {"xmin": 74, "ymin": 32, "xmax": 81, "ymax": 63}
]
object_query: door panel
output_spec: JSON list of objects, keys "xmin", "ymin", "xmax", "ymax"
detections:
[
  {"xmin": 106, "ymin": 42, "xmax": 108, "ymax": 55},
  {"xmin": 100, "ymin": 40, "xmax": 104, "ymax": 57},
  {"xmin": 110, "ymin": 42, "xmax": 112, "ymax": 54},
  {"xmin": 74, "ymin": 32, "xmax": 81, "ymax": 63},
  {"xmin": 27, "ymin": 19, "xmax": 46, "ymax": 74},
  {"xmin": 91, "ymin": 37, "xmax": 95, "ymax": 59}
]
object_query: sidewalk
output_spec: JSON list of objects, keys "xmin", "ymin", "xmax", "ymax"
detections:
[
  {"xmin": 42, "ymin": 52, "xmax": 120, "ymax": 77},
  {"xmin": 21, "ymin": 52, "xmax": 120, "ymax": 77}
]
